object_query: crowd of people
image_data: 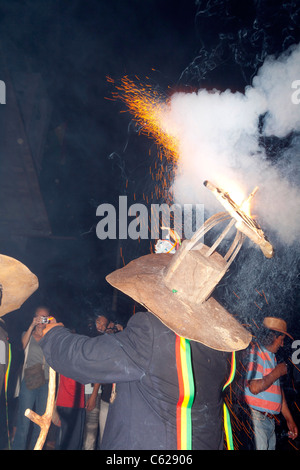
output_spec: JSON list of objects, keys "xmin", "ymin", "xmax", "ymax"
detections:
[
  {"xmin": 2, "ymin": 307, "xmax": 298, "ymax": 450},
  {"xmin": 1, "ymin": 304, "xmax": 297, "ymax": 450},
  {"xmin": 8, "ymin": 306, "xmax": 123, "ymax": 450}
]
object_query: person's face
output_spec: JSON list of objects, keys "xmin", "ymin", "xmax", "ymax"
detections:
[
  {"xmin": 35, "ymin": 308, "xmax": 49, "ymax": 319},
  {"xmin": 273, "ymin": 334, "xmax": 285, "ymax": 353},
  {"xmin": 95, "ymin": 316, "xmax": 108, "ymax": 333}
]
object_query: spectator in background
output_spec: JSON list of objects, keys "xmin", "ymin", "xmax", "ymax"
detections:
[
  {"xmin": 245, "ymin": 317, "xmax": 298, "ymax": 450},
  {"xmin": 12, "ymin": 306, "xmax": 51, "ymax": 450},
  {"xmin": 95, "ymin": 315, "xmax": 109, "ymax": 334},
  {"xmin": 54, "ymin": 373, "xmax": 85, "ymax": 450}
]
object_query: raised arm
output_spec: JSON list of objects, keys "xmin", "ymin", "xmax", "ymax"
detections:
[{"xmin": 21, "ymin": 316, "xmax": 40, "ymax": 349}]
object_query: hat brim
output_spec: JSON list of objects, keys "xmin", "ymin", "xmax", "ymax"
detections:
[
  {"xmin": 0, "ymin": 255, "xmax": 39, "ymax": 316},
  {"xmin": 106, "ymin": 253, "xmax": 251, "ymax": 352},
  {"xmin": 268, "ymin": 327, "xmax": 294, "ymax": 341}
]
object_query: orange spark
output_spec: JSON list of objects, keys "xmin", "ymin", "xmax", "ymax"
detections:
[
  {"xmin": 262, "ymin": 290, "xmax": 268, "ymax": 304},
  {"xmin": 108, "ymin": 75, "xmax": 179, "ymax": 163},
  {"xmin": 120, "ymin": 247, "xmax": 125, "ymax": 267},
  {"xmin": 288, "ymin": 440, "xmax": 299, "ymax": 450},
  {"xmin": 294, "ymin": 401, "xmax": 300, "ymax": 413}
]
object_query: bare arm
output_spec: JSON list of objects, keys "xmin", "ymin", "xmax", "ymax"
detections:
[
  {"xmin": 281, "ymin": 391, "xmax": 298, "ymax": 439},
  {"xmin": 21, "ymin": 317, "xmax": 40, "ymax": 349},
  {"xmin": 249, "ymin": 362, "xmax": 287, "ymax": 395},
  {"xmin": 86, "ymin": 383, "xmax": 101, "ymax": 411}
]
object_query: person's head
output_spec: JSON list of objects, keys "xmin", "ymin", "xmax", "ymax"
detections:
[
  {"xmin": 260, "ymin": 328, "xmax": 285, "ymax": 353},
  {"xmin": 260, "ymin": 317, "xmax": 292, "ymax": 353},
  {"xmin": 33, "ymin": 305, "xmax": 51, "ymax": 334},
  {"xmin": 95, "ymin": 315, "xmax": 108, "ymax": 333},
  {"xmin": 35, "ymin": 306, "xmax": 50, "ymax": 320}
]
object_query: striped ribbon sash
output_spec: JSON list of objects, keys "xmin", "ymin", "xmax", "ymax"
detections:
[
  {"xmin": 4, "ymin": 343, "xmax": 12, "ymax": 449},
  {"xmin": 222, "ymin": 351, "xmax": 236, "ymax": 450},
  {"xmin": 175, "ymin": 335, "xmax": 195, "ymax": 450},
  {"xmin": 175, "ymin": 336, "xmax": 236, "ymax": 451}
]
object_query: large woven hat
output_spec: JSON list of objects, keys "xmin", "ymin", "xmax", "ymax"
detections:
[
  {"xmin": 106, "ymin": 213, "xmax": 252, "ymax": 352},
  {"xmin": 263, "ymin": 317, "xmax": 293, "ymax": 340},
  {"xmin": 0, "ymin": 255, "xmax": 39, "ymax": 316}
]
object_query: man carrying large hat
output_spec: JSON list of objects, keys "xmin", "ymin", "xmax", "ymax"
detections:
[{"xmin": 40, "ymin": 229, "xmax": 252, "ymax": 450}]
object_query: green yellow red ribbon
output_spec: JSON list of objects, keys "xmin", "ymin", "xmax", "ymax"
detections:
[
  {"xmin": 176, "ymin": 340, "xmax": 236, "ymax": 451},
  {"xmin": 222, "ymin": 351, "xmax": 236, "ymax": 450},
  {"xmin": 175, "ymin": 335, "xmax": 195, "ymax": 450},
  {"xmin": 4, "ymin": 342, "xmax": 11, "ymax": 449}
]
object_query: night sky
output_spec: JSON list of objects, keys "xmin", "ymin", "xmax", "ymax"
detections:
[{"xmin": 0, "ymin": 0, "xmax": 300, "ymax": 450}]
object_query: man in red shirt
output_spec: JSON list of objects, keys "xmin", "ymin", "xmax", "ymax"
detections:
[{"xmin": 53, "ymin": 374, "xmax": 85, "ymax": 449}]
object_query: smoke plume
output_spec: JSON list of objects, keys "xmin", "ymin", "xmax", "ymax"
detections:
[{"xmin": 167, "ymin": 43, "xmax": 300, "ymax": 246}]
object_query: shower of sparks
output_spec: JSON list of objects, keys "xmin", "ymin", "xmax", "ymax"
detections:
[
  {"xmin": 107, "ymin": 74, "xmax": 180, "ymax": 235},
  {"xmin": 107, "ymin": 75, "xmax": 179, "ymax": 164}
]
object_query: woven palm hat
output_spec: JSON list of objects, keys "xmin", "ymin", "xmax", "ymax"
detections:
[
  {"xmin": 0, "ymin": 255, "xmax": 39, "ymax": 316},
  {"xmin": 106, "ymin": 216, "xmax": 252, "ymax": 352},
  {"xmin": 263, "ymin": 317, "xmax": 293, "ymax": 340}
]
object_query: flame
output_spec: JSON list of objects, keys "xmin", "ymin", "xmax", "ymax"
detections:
[
  {"xmin": 107, "ymin": 76, "xmax": 179, "ymax": 163},
  {"xmin": 216, "ymin": 179, "xmax": 254, "ymax": 217},
  {"xmin": 240, "ymin": 200, "xmax": 251, "ymax": 217},
  {"xmin": 239, "ymin": 186, "xmax": 259, "ymax": 217},
  {"xmin": 204, "ymin": 180, "xmax": 273, "ymax": 258}
]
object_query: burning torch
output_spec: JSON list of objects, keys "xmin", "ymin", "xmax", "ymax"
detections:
[{"xmin": 204, "ymin": 180, "xmax": 274, "ymax": 259}]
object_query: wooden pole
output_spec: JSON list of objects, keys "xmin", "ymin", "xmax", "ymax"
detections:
[{"xmin": 24, "ymin": 367, "xmax": 56, "ymax": 450}]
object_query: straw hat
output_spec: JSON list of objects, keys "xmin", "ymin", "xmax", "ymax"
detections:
[
  {"xmin": 263, "ymin": 317, "xmax": 293, "ymax": 340},
  {"xmin": 0, "ymin": 255, "xmax": 39, "ymax": 316},
  {"xmin": 106, "ymin": 215, "xmax": 252, "ymax": 352}
]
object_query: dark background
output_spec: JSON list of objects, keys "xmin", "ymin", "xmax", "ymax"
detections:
[{"xmin": 0, "ymin": 0, "xmax": 299, "ymax": 450}]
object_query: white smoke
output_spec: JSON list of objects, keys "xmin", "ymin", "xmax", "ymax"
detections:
[
  {"xmin": 166, "ymin": 43, "xmax": 300, "ymax": 246},
  {"xmin": 253, "ymin": 44, "xmax": 300, "ymax": 137}
]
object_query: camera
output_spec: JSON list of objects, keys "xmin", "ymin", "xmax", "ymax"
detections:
[{"xmin": 40, "ymin": 316, "xmax": 50, "ymax": 324}]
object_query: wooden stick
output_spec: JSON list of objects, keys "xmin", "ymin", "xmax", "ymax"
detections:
[
  {"xmin": 205, "ymin": 218, "xmax": 236, "ymax": 257},
  {"xmin": 24, "ymin": 367, "xmax": 56, "ymax": 450},
  {"xmin": 164, "ymin": 212, "xmax": 230, "ymax": 282}
]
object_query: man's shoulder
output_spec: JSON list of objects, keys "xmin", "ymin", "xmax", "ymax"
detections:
[{"xmin": 128, "ymin": 311, "xmax": 172, "ymax": 333}]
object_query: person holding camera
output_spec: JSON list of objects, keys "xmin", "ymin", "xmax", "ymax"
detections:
[
  {"xmin": 244, "ymin": 317, "xmax": 298, "ymax": 450},
  {"xmin": 12, "ymin": 306, "xmax": 52, "ymax": 449}
]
